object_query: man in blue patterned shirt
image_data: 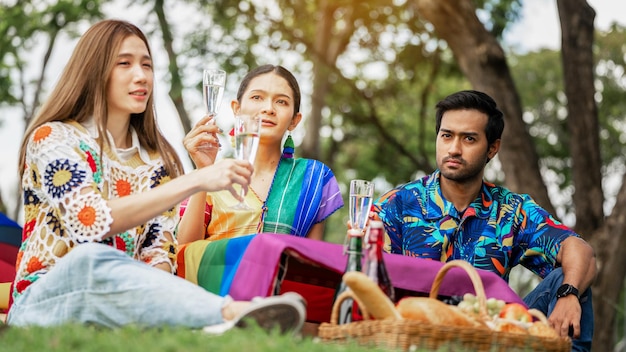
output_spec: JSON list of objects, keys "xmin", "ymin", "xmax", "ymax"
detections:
[{"xmin": 374, "ymin": 90, "xmax": 596, "ymax": 351}]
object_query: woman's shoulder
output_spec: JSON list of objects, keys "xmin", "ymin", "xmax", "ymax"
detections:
[
  {"xmin": 28, "ymin": 120, "xmax": 90, "ymax": 147},
  {"xmin": 292, "ymin": 157, "xmax": 333, "ymax": 171}
]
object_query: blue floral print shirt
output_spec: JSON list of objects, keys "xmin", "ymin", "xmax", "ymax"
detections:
[{"xmin": 374, "ymin": 170, "xmax": 579, "ymax": 282}]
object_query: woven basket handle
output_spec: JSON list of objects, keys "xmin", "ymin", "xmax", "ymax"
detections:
[
  {"xmin": 330, "ymin": 290, "xmax": 371, "ymax": 325},
  {"xmin": 428, "ymin": 260, "xmax": 489, "ymax": 318},
  {"xmin": 527, "ymin": 308, "xmax": 549, "ymax": 323}
]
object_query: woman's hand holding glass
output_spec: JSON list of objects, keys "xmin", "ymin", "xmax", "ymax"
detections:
[
  {"xmin": 183, "ymin": 115, "xmax": 222, "ymax": 168},
  {"xmin": 194, "ymin": 158, "xmax": 254, "ymax": 201}
]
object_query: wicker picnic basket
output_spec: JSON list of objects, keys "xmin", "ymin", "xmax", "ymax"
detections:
[{"xmin": 318, "ymin": 260, "xmax": 572, "ymax": 352}]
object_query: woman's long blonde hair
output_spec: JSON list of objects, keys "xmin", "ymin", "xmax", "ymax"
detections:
[{"xmin": 18, "ymin": 19, "xmax": 183, "ymax": 180}]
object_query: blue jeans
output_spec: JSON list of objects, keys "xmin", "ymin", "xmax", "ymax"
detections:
[
  {"xmin": 8, "ymin": 243, "xmax": 226, "ymax": 328},
  {"xmin": 523, "ymin": 268, "xmax": 593, "ymax": 352}
]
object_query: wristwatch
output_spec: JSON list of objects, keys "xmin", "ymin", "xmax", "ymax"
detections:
[{"xmin": 556, "ymin": 284, "xmax": 579, "ymax": 299}]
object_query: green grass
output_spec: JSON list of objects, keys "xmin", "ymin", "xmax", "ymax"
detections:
[{"xmin": 0, "ymin": 324, "xmax": 391, "ymax": 352}]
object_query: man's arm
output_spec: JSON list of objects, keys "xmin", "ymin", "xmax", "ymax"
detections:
[
  {"xmin": 550, "ymin": 236, "xmax": 596, "ymax": 338},
  {"xmin": 556, "ymin": 236, "xmax": 597, "ymax": 292}
]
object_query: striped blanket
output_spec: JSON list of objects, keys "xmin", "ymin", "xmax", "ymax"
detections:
[{"xmin": 177, "ymin": 233, "xmax": 525, "ymax": 323}]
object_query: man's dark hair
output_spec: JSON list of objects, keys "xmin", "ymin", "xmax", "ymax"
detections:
[{"xmin": 435, "ymin": 90, "xmax": 504, "ymax": 146}]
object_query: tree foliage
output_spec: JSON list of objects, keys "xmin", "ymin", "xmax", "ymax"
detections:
[{"xmin": 1, "ymin": 0, "xmax": 626, "ymax": 348}]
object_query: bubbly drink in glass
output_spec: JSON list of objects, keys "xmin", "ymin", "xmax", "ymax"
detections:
[
  {"xmin": 203, "ymin": 69, "xmax": 226, "ymax": 117},
  {"xmin": 234, "ymin": 131, "xmax": 260, "ymax": 164},
  {"xmin": 231, "ymin": 114, "xmax": 261, "ymax": 210},
  {"xmin": 349, "ymin": 180, "xmax": 374, "ymax": 235}
]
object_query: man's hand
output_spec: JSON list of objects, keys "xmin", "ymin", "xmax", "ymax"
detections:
[{"xmin": 548, "ymin": 295, "xmax": 581, "ymax": 338}]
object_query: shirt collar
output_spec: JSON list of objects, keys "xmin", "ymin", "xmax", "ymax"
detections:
[
  {"xmin": 80, "ymin": 116, "xmax": 157, "ymax": 165},
  {"xmin": 423, "ymin": 170, "xmax": 491, "ymax": 220}
]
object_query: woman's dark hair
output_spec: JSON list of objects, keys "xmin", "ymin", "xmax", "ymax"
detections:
[
  {"xmin": 435, "ymin": 90, "xmax": 505, "ymax": 146},
  {"xmin": 236, "ymin": 65, "xmax": 301, "ymax": 117}
]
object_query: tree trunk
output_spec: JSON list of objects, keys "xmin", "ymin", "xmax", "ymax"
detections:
[
  {"xmin": 557, "ymin": 2, "xmax": 622, "ymax": 350},
  {"xmin": 413, "ymin": 0, "xmax": 556, "ymax": 215},
  {"xmin": 153, "ymin": 0, "xmax": 192, "ymax": 134},
  {"xmin": 588, "ymin": 171, "xmax": 626, "ymax": 350},
  {"xmin": 302, "ymin": 0, "xmax": 354, "ymax": 160},
  {"xmin": 557, "ymin": 0, "xmax": 603, "ymax": 236}
]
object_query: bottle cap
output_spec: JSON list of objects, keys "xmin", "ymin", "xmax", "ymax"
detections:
[
  {"xmin": 347, "ymin": 228, "xmax": 364, "ymax": 237},
  {"xmin": 370, "ymin": 220, "xmax": 384, "ymax": 229}
]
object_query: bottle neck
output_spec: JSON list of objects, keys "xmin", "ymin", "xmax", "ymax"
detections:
[
  {"xmin": 345, "ymin": 233, "xmax": 363, "ymax": 271},
  {"xmin": 367, "ymin": 225, "xmax": 384, "ymax": 259}
]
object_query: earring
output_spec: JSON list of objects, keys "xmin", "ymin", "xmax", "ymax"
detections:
[{"xmin": 282, "ymin": 133, "xmax": 294, "ymax": 159}]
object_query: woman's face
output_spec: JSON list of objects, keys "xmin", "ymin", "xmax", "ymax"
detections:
[
  {"xmin": 232, "ymin": 72, "xmax": 302, "ymax": 145},
  {"xmin": 107, "ymin": 35, "xmax": 153, "ymax": 121}
]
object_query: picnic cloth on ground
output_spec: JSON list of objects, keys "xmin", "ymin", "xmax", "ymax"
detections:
[
  {"xmin": 178, "ymin": 233, "xmax": 524, "ymax": 323},
  {"xmin": 0, "ymin": 212, "xmax": 21, "ymax": 284},
  {"xmin": 0, "ymin": 212, "xmax": 21, "ymax": 311}
]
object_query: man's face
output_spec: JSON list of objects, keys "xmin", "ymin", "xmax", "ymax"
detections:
[{"xmin": 436, "ymin": 109, "xmax": 497, "ymax": 183}]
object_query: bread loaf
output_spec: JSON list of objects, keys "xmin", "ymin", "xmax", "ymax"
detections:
[
  {"xmin": 526, "ymin": 309, "xmax": 560, "ymax": 338},
  {"xmin": 492, "ymin": 318, "xmax": 529, "ymax": 334},
  {"xmin": 396, "ymin": 297, "xmax": 487, "ymax": 328},
  {"xmin": 528, "ymin": 321, "xmax": 560, "ymax": 338},
  {"xmin": 342, "ymin": 271, "xmax": 402, "ymax": 320}
]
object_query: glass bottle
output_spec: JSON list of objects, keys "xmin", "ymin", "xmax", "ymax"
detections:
[
  {"xmin": 363, "ymin": 220, "xmax": 395, "ymax": 302},
  {"xmin": 333, "ymin": 228, "xmax": 363, "ymax": 324}
]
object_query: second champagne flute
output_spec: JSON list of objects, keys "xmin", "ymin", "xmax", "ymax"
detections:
[
  {"xmin": 349, "ymin": 179, "xmax": 375, "ymax": 235},
  {"xmin": 231, "ymin": 113, "xmax": 261, "ymax": 210},
  {"xmin": 200, "ymin": 69, "xmax": 226, "ymax": 150},
  {"xmin": 203, "ymin": 68, "xmax": 226, "ymax": 117}
]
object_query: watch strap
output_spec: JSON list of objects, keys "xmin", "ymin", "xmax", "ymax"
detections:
[{"xmin": 556, "ymin": 284, "xmax": 579, "ymax": 299}]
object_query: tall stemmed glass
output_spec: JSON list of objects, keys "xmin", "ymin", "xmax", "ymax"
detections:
[
  {"xmin": 200, "ymin": 68, "xmax": 226, "ymax": 150},
  {"xmin": 335, "ymin": 179, "xmax": 375, "ymax": 324},
  {"xmin": 348, "ymin": 179, "xmax": 375, "ymax": 236},
  {"xmin": 231, "ymin": 113, "xmax": 261, "ymax": 210}
]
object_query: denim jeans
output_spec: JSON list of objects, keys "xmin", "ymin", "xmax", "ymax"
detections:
[
  {"xmin": 523, "ymin": 268, "xmax": 593, "ymax": 352},
  {"xmin": 8, "ymin": 243, "xmax": 226, "ymax": 328}
]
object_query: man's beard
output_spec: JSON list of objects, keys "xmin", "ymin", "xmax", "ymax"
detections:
[{"xmin": 438, "ymin": 156, "xmax": 486, "ymax": 184}]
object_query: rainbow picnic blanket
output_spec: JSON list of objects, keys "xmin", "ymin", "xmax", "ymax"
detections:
[
  {"xmin": 177, "ymin": 235, "xmax": 256, "ymax": 296},
  {"xmin": 177, "ymin": 233, "xmax": 526, "ymax": 321}
]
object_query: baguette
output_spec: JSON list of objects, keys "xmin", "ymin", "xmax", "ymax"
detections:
[
  {"xmin": 396, "ymin": 297, "xmax": 487, "ymax": 328},
  {"xmin": 342, "ymin": 271, "xmax": 402, "ymax": 320}
]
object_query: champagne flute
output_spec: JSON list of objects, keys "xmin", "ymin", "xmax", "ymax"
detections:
[
  {"xmin": 200, "ymin": 68, "xmax": 226, "ymax": 150},
  {"xmin": 231, "ymin": 113, "xmax": 261, "ymax": 210},
  {"xmin": 348, "ymin": 179, "xmax": 375, "ymax": 236}
]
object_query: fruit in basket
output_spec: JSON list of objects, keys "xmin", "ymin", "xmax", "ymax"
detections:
[
  {"xmin": 499, "ymin": 302, "xmax": 533, "ymax": 323},
  {"xmin": 342, "ymin": 271, "xmax": 402, "ymax": 320},
  {"xmin": 457, "ymin": 293, "xmax": 506, "ymax": 318}
]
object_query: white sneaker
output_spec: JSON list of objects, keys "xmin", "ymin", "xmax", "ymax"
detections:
[{"xmin": 202, "ymin": 292, "xmax": 306, "ymax": 335}]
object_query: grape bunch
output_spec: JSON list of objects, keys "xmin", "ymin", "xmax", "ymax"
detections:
[{"xmin": 456, "ymin": 293, "xmax": 506, "ymax": 317}]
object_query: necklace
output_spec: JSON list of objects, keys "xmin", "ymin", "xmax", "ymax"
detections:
[{"xmin": 258, "ymin": 157, "xmax": 283, "ymax": 232}]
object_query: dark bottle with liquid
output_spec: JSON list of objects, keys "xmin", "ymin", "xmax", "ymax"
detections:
[
  {"xmin": 363, "ymin": 220, "xmax": 395, "ymax": 302},
  {"xmin": 333, "ymin": 229, "xmax": 363, "ymax": 324}
]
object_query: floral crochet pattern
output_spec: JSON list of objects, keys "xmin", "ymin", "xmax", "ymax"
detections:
[
  {"xmin": 79, "ymin": 141, "xmax": 103, "ymax": 184},
  {"xmin": 13, "ymin": 121, "xmax": 178, "ymax": 300},
  {"xmin": 44, "ymin": 159, "xmax": 86, "ymax": 199}
]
